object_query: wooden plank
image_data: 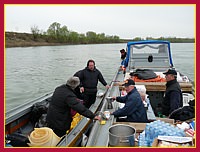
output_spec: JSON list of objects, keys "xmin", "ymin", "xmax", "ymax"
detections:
[{"xmin": 116, "ymin": 82, "xmax": 192, "ymax": 92}]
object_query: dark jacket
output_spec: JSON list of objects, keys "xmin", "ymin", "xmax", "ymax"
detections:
[
  {"xmin": 79, "ymin": 67, "xmax": 107, "ymax": 93},
  {"xmin": 169, "ymin": 106, "xmax": 194, "ymax": 121},
  {"xmin": 112, "ymin": 87, "xmax": 148, "ymax": 123},
  {"xmin": 46, "ymin": 84, "xmax": 95, "ymax": 131},
  {"xmin": 162, "ymin": 79, "xmax": 183, "ymax": 116},
  {"xmin": 73, "ymin": 70, "xmax": 84, "ymax": 99}
]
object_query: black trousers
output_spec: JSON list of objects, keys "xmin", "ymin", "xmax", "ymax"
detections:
[
  {"xmin": 47, "ymin": 124, "xmax": 66, "ymax": 137},
  {"xmin": 52, "ymin": 128, "xmax": 66, "ymax": 138},
  {"xmin": 83, "ymin": 92, "xmax": 97, "ymax": 108}
]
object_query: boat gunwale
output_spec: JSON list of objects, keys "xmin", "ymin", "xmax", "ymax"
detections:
[{"xmin": 5, "ymin": 92, "xmax": 53, "ymax": 125}]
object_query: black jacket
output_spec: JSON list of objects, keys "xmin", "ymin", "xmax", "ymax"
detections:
[
  {"xmin": 73, "ymin": 70, "xmax": 84, "ymax": 99},
  {"xmin": 46, "ymin": 84, "xmax": 95, "ymax": 131},
  {"xmin": 162, "ymin": 79, "xmax": 183, "ymax": 116},
  {"xmin": 79, "ymin": 67, "xmax": 107, "ymax": 93}
]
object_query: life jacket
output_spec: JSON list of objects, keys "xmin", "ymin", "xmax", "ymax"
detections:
[{"xmin": 133, "ymin": 75, "xmax": 166, "ymax": 82}]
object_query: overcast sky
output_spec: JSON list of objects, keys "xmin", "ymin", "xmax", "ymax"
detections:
[{"xmin": 5, "ymin": 5, "xmax": 195, "ymax": 39}]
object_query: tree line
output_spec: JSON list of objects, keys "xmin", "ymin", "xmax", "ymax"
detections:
[
  {"xmin": 26, "ymin": 21, "xmax": 194, "ymax": 44},
  {"xmin": 132, "ymin": 37, "xmax": 195, "ymax": 43},
  {"xmin": 31, "ymin": 22, "xmax": 121, "ymax": 44}
]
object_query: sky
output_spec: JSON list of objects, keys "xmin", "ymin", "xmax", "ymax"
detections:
[{"xmin": 5, "ymin": 4, "xmax": 195, "ymax": 39}]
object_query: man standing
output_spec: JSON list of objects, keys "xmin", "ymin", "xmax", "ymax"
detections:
[
  {"xmin": 162, "ymin": 68, "xmax": 183, "ymax": 117},
  {"xmin": 79, "ymin": 59, "xmax": 109, "ymax": 108},
  {"xmin": 111, "ymin": 79, "xmax": 148, "ymax": 123},
  {"xmin": 120, "ymin": 49, "xmax": 127, "ymax": 61},
  {"xmin": 46, "ymin": 76, "xmax": 101, "ymax": 137},
  {"xmin": 120, "ymin": 49, "xmax": 127, "ymax": 74}
]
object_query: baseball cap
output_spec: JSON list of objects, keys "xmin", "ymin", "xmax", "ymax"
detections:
[
  {"xmin": 163, "ymin": 69, "xmax": 177, "ymax": 75},
  {"xmin": 122, "ymin": 79, "xmax": 135, "ymax": 87}
]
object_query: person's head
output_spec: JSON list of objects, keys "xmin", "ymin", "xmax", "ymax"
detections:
[
  {"xmin": 120, "ymin": 49, "xmax": 126, "ymax": 60},
  {"xmin": 122, "ymin": 79, "xmax": 135, "ymax": 93},
  {"xmin": 66, "ymin": 76, "xmax": 80, "ymax": 90},
  {"xmin": 163, "ymin": 69, "xmax": 177, "ymax": 82},
  {"xmin": 120, "ymin": 49, "xmax": 125, "ymax": 54},
  {"xmin": 137, "ymin": 87, "xmax": 147, "ymax": 101},
  {"xmin": 87, "ymin": 59, "xmax": 95, "ymax": 71}
]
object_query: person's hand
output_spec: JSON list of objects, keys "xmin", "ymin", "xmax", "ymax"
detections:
[
  {"xmin": 94, "ymin": 115, "xmax": 101, "ymax": 121},
  {"xmin": 112, "ymin": 96, "xmax": 116, "ymax": 101},
  {"xmin": 80, "ymin": 87, "xmax": 84, "ymax": 93},
  {"xmin": 105, "ymin": 85, "xmax": 110, "ymax": 89}
]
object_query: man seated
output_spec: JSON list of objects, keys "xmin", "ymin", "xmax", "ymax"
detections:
[{"xmin": 110, "ymin": 79, "xmax": 148, "ymax": 123}]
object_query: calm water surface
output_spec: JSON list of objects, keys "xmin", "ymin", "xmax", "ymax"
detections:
[{"xmin": 5, "ymin": 43, "xmax": 195, "ymax": 111}]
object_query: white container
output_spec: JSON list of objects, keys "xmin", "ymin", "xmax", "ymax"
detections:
[
  {"xmin": 103, "ymin": 111, "xmax": 110, "ymax": 119},
  {"xmin": 182, "ymin": 93, "xmax": 194, "ymax": 106}
]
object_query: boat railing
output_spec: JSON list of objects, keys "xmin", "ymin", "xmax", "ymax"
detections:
[
  {"xmin": 5, "ymin": 92, "xmax": 53, "ymax": 125},
  {"xmin": 86, "ymin": 69, "xmax": 123, "ymax": 146}
]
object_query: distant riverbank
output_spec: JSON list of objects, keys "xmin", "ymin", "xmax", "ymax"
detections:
[
  {"xmin": 6, "ymin": 40, "xmax": 65, "ymax": 48},
  {"xmin": 5, "ymin": 31, "xmax": 195, "ymax": 48},
  {"xmin": 5, "ymin": 32, "xmax": 125, "ymax": 48},
  {"xmin": 5, "ymin": 32, "xmax": 67, "ymax": 48}
]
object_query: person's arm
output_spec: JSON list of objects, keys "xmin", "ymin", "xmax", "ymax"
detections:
[
  {"xmin": 112, "ymin": 96, "xmax": 137, "ymax": 117},
  {"xmin": 67, "ymin": 95, "xmax": 95, "ymax": 119},
  {"xmin": 98, "ymin": 70, "xmax": 108, "ymax": 86},
  {"xmin": 78, "ymin": 70, "xmax": 84, "ymax": 92},
  {"xmin": 115, "ymin": 96, "xmax": 127, "ymax": 103},
  {"xmin": 78, "ymin": 69, "xmax": 84, "ymax": 88},
  {"xmin": 169, "ymin": 91, "xmax": 181, "ymax": 114}
]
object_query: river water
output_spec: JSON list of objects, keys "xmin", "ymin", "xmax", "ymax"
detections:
[{"xmin": 5, "ymin": 43, "xmax": 195, "ymax": 111}]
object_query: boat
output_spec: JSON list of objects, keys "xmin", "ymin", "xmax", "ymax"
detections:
[
  {"xmin": 5, "ymin": 40, "xmax": 195, "ymax": 147},
  {"xmin": 85, "ymin": 40, "xmax": 195, "ymax": 147}
]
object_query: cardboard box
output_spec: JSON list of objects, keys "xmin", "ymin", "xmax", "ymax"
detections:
[
  {"xmin": 152, "ymin": 136, "xmax": 193, "ymax": 147},
  {"xmin": 113, "ymin": 119, "xmax": 174, "ymax": 133}
]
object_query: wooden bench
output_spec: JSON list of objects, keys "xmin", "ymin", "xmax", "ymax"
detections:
[{"xmin": 115, "ymin": 81, "xmax": 193, "ymax": 92}]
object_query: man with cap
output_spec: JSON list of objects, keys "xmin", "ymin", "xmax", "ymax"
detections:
[
  {"xmin": 110, "ymin": 79, "xmax": 148, "ymax": 122},
  {"xmin": 46, "ymin": 76, "xmax": 101, "ymax": 137},
  {"xmin": 162, "ymin": 68, "xmax": 183, "ymax": 117}
]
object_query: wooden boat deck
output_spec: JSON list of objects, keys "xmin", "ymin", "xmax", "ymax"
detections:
[{"xmin": 116, "ymin": 81, "xmax": 193, "ymax": 92}]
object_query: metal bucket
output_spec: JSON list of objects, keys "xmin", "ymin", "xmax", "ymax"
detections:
[{"xmin": 109, "ymin": 124, "xmax": 136, "ymax": 147}]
